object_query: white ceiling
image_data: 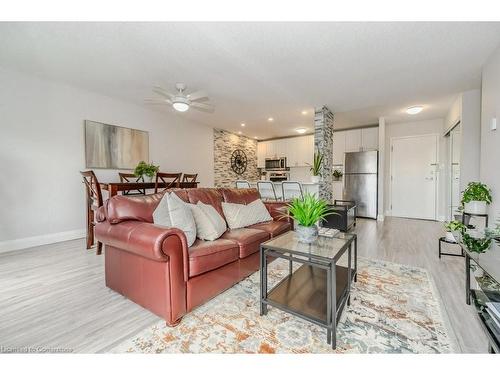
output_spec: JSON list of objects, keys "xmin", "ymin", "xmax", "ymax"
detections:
[{"xmin": 1, "ymin": 22, "xmax": 500, "ymax": 138}]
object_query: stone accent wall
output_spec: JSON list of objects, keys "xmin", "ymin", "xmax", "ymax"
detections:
[
  {"xmin": 213, "ymin": 128, "xmax": 259, "ymax": 188},
  {"xmin": 314, "ymin": 106, "xmax": 334, "ymax": 202}
]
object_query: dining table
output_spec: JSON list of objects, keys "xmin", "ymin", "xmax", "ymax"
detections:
[{"xmin": 100, "ymin": 181, "xmax": 199, "ymax": 197}]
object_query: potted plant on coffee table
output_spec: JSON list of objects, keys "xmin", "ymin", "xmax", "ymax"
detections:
[
  {"xmin": 285, "ymin": 193, "xmax": 334, "ymax": 243},
  {"xmin": 307, "ymin": 149, "xmax": 323, "ymax": 184},
  {"xmin": 461, "ymin": 182, "xmax": 492, "ymax": 215},
  {"xmin": 134, "ymin": 161, "xmax": 159, "ymax": 182},
  {"xmin": 444, "ymin": 220, "xmax": 466, "ymax": 243}
]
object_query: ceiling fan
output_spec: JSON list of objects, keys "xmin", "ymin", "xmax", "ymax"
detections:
[{"xmin": 144, "ymin": 83, "xmax": 214, "ymax": 113}]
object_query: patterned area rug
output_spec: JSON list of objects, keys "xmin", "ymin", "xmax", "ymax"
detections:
[{"xmin": 111, "ymin": 257, "xmax": 457, "ymax": 353}]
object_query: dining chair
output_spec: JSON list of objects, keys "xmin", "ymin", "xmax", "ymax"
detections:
[
  {"xmin": 80, "ymin": 170, "xmax": 103, "ymax": 255},
  {"xmin": 235, "ymin": 180, "xmax": 251, "ymax": 189},
  {"xmin": 182, "ymin": 173, "xmax": 198, "ymax": 183},
  {"xmin": 119, "ymin": 172, "xmax": 146, "ymax": 195},
  {"xmin": 257, "ymin": 181, "xmax": 278, "ymax": 201},
  {"xmin": 281, "ymin": 181, "xmax": 304, "ymax": 201},
  {"xmin": 155, "ymin": 172, "xmax": 182, "ymax": 193}
]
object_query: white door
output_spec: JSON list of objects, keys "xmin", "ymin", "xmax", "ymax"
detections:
[{"xmin": 390, "ymin": 134, "xmax": 438, "ymax": 220}]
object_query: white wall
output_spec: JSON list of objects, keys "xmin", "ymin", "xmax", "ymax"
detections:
[
  {"xmin": 384, "ymin": 118, "xmax": 448, "ymax": 220},
  {"xmin": 480, "ymin": 45, "xmax": 500, "ymax": 220},
  {"xmin": 0, "ymin": 67, "xmax": 214, "ymax": 251}
]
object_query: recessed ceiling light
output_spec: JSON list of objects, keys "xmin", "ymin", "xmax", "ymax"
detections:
[
  {"xmin": 301, "ymin": 110, "xmax": 308, "ymax": 115},
  {"xmin": 254, "ymin": 136, "xmax": 258, "ymax": 139},
  {"xmin": 268, "ymin": 117, "xmax": 274, "ymax": 122},
  {"xmin": 238, "ymin": 131, "xmax": 242, "ymax": 135},
  {"xmin": 296, "ymin": 128, "xmax": 307, "ymax": 134},
  {"xmin": 240, "ymin": 123, "xmax": 245, "ymax": 127},
  {"xmin": 406, "ymin": 106, "xmax": 423, "ymax": 115}
]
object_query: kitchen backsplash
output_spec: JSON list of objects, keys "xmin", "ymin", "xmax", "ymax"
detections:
[{"xmin": 213, "ymin": 128, "xmax": 259, "ymax": 188}]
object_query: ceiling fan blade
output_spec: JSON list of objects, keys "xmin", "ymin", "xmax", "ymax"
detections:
[
  {"xmin": 187, "ymin": 90, "xmax": 209, "ymax": 102},
  {"xmin": 191, "ymin": 102, "xmax": 215, "ymax": 113},
  {"xmin": 152, "ymin": 86, "xmax": 175, "ymax": 99},
  {"xmin": 144, "ymin": 98, "xmax": 172, "ymax": 105}
]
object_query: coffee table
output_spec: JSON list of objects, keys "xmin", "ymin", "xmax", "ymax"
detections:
[{"xmin": 259, "ymin": 231, "xmax": 357, "ymax": 349}]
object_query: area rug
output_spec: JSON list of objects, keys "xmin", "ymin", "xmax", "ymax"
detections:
[{"xmin": 111, "ymin": 257, "xmax": 457, "ymax": 353}]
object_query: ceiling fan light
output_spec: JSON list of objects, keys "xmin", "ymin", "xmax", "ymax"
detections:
[{"xmin": 173, "ymin": 101, "xmax": 189, "ymax": 112}]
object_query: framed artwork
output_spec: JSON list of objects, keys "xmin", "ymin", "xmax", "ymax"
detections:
[{"xmin": 84, "ymin": 120, "xmax": 149, "ymax": 169}]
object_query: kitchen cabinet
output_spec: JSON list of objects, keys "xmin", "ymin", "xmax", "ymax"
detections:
[
  {"xmin": 333, "ymin": 180, "xmax": 344, "ymax": 200},
  {"xmin": 259, "ymin": 135, "xmax": 314, "ymax": 168},
  {"xmin": 332, "ymin": 131, "xmax": 346, "ymax": 165},
  {"xmin": 257, "ymin": 141, "xmax": 267, "ymax": 168},
  {"xmin": 345, "ymin": 129, "xmax": 362, "ymax": 152},
  {"xmin": 361, "ymin": 127, "xmax": 379, "ymax": 151}
]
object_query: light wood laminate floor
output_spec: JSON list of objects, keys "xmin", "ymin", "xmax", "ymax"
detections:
[{"xmin": 0, "ymin": 217, "xmax": 488, "ymax": 353}]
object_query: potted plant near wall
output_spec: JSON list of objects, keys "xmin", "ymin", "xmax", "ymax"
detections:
[
  {"xmin": 333, "ymin": 169, "xmax": 343, "ymax": 181},
  {"xmin": 134, "ymin": 161, "xmax": 159, "ymax": 182},
  {"xmin": 461, "ymin": 182, "xmax": 492, "ymax": 215},
  {"xmin": 444, "ymin": 220, "xmax": 466, "ymax": 243},
  {"xmin": 308, "ymin": 149, "xmax": 323, "ymax": 183},
  {"xmin": 285, "ymin": 193, "xmax": 334, "ymax": 243}
]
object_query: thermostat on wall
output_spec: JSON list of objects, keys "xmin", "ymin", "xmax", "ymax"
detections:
[{"xmin": 492, "ymin": 117, "xmax": 497, "ymax": 131}]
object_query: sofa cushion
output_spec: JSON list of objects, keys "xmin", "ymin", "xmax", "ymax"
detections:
[
  {"xmin": 222, "ymin": 199, "xmax": 273, "ymax": 229},
  {"xmin": 188, "ymin": 238, "xmax": 239, "ymax": 277},
  {"xmin": 188, "ymin": 202, "xmax": 226, "ymax": 241},
  {"xmin": 186, "ymin": 188, "xmax": 225, "ymax": 219},
  {"xmin": 220, "ymin": 188, "xmax": 260, "ymax": 204},
  {"xmin": 221, "ymin": 228, "xmax": 270, "ymax": 258},
  {"xmin": 247, "ymin": 220, "xmax": 292, "ymax": 238}
]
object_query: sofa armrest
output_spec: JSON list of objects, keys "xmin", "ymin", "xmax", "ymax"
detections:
[
  {"xmin": 264, "ymin": 201, "xmax": 291, "ymax": 224},
  {"xmin": 95, "ymin": 221, "xmax": 190, "ymax": 282}
]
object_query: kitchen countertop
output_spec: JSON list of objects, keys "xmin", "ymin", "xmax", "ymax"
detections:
[{"xmin": 250, "ymin": 181, "xmax": 319, "ymax": 185}]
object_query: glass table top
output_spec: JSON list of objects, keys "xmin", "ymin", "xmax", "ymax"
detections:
[
  {"xmin": 461, "ymin": 237, "xmax": 500, "ymax": 284},
  {"xmin": 261, "ymin": 231, "xmax": 356, "ymax": 262}
]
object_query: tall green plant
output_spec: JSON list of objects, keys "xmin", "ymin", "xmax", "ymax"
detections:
[
  {"xmin": 461, "ymin": 182, "xmax": 492, "ymax": 206},
  {"xmin": 308, "ymin": 149, "xmax": 324, "ymax": 176},
  {"xmin": 285, "ymin": 193, "xmax": 333, "ymax": 227}
]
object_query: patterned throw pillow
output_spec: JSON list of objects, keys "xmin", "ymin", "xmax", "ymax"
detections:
[
  {"xmin": 152, "ymin": 192, "xmax": 197, "ymax": 247},
  {"xmin": 222, "ymin": 199, "xmax": 273, "ymax": 229}
]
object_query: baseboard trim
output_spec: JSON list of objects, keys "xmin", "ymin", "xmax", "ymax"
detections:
[
  {"xmin": 377, "ymin": 214, "xmax": 385, "ymax": 221},
  {"xmin": 0, "ymin": 229, "xmax": 86, "ymax": 254}
]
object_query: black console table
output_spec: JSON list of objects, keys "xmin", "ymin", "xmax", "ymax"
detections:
[{"xmin": 461, "ymin": 238, "xmax": 500, "ymax": 353}]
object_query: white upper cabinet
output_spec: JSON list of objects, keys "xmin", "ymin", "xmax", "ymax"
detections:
[
  {"xmin": 361, "ymin": 127, "xmax": 379, "ymax": 151},
  {"xmin": 345, "ymin": 129, "xmax": 362, "ymax": 152},
  {"xmin": 286, "ymin": 137, "xmax": 301, "ymax": 166},
  {"xmin": 332, "ymin": 131, "xmax": 346, "ymax": 165},
  {"xmin": 257, "ymin": 141, "xmax": 267, "ymax": 168}
]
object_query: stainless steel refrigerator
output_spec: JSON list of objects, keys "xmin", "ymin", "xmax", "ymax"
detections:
[{"xmin": 343, "ymin": 150, "xmax": 378, "ymax": 219}]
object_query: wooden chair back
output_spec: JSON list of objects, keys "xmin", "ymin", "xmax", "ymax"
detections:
[
  {"xmin": 155, "ymin": 172, "xmax": 182, "ymax": 193},
  {"xmin": 119, "ymin": 172, "xmax": 145, "ymax": 195},
  {"xmin": 182, "ymin": 173, "xmax": 198, "ymax": 183},
  {"xmin": 80, "ymin": 170, "xmax": 103, "ymax": 208}
]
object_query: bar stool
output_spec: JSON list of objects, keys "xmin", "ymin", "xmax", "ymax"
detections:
[
  {"xmin": 257, "ymin": 181, "xmax": 278, "ymax": 201},
  {"xmin": 282, "ymin": 181, "xmax": 304, "ymax": 201},
  {"xmin": 235, "ymin": 180, "xmax": 251, "ymax": 189}
]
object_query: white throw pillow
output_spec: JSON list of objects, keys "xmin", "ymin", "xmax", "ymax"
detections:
[
  {"xmin": 222, "ymin": 199, "xmax": 273, "ymax": 229},
  {"xmin": 188, "ymin": 202, "xmax": 226, "ymax": 241},
  {"xmin": 152, "ymin": 192, "xmax": 197, "ymax": 247}
]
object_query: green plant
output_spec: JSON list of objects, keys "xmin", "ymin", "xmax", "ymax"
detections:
[
  {"xmin": 307, "ymin": 149, "xmax": 324, "ymax": 177},
  {"xmin": 444, "ymin": 220, "xmax": 466, "ymax": 233},
  {"xmin": 333, "ymin": 169, "xmax": 343, "ymax": 179},
  {"xmin": 134, "ymin": 161, "xmax": 159, "ymax": 178},
  {"xmin": 462, "ymin": 232, "xmax": 492, "ymax": 253},
  {"xmin": 284, "ymin": 193, "xmax": 334, "ymax": 227},
  {"xmin": 461, "ymin": 182, "xmax": 492, "ymax": 206}
]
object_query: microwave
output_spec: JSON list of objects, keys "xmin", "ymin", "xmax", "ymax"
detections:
[{"xmin": 265, "ymin": 157, "xmax": 287, "ymax": 170}]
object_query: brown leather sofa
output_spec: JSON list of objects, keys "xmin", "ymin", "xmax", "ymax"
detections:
[{"xmin": 95, "ymin": 188, "xmax": 292, "ymax": 326}]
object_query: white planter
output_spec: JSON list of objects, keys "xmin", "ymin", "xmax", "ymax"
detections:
[
  {"xmin": 464, "ymin": 201, "xmax": 487, "ymax": 215},
  {"xmin": 311, "ymin": 175, "xmax": 321, "ymax": 183},
  {"xmin": 445, "ymin": 232, "xmax": 456, "ymax": 243},
  {"xmin": 143, "ymin": 174, "xmax": 154, "ymax": 183},
  {"xmin": 295, "ymin": 225, "xmax": 318, "ymax": 244}
]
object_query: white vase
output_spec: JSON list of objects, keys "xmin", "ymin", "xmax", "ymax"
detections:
[
  {"xmin": 445, "ymin": 232, "xmax": 456, "ymax": 243},
  {"xmin": 464, "ymin": 201, "xmax": 487, "ymax": 215},
  {"xmin": 143, "ymin": 174, "xmax": 154, "ymax": 183},
  {"xmin": 311, "ymin": 175, "xmax": 320, "ymax": 183}
]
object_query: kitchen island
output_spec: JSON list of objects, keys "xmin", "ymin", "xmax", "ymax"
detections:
[{"xmin": 249, "ymin": 181, "xmax": 319, "ymax": 199}]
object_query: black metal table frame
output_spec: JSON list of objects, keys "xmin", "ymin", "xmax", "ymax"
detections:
[
  {"xmin": 259, "ymin": 234, "xmax": 357, "ymax": 349},
  {"xmin": 438, "ymin": 236, "xmax": 464, "ymax": 258}
]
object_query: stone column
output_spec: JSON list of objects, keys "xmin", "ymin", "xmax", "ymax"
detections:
[{"xmin": 314, "ymin": 106, "xmax": 334, "ymax": 202}]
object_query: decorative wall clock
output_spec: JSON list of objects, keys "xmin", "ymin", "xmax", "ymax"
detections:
[{"xmin": 230, "ymin": 149, "xmax": 247, "ymax": 175}]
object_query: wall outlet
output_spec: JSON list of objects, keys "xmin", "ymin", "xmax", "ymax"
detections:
[{"xmin": 492, "ymin": 117, "xmax": 497, "ymax": 131}]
